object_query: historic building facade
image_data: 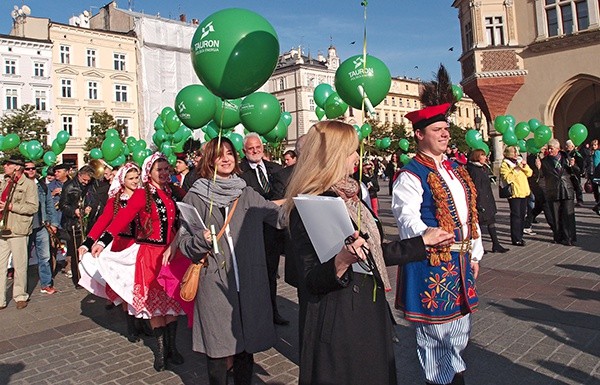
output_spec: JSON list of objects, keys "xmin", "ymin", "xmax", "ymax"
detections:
[
  {"xmin": 0, "ymin": 33, "xmax": 53, "ymax": 130},
  {"xmin": 453, "ymin": 0, "xmax": 600, "ymax": 156}
]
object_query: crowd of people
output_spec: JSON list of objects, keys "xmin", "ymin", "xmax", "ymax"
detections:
[{"xmin": 0, "ymin": 110, "xmax": 598, "ymax": 384}]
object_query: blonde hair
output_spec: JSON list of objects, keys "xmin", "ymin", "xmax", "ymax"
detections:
[
  {"xmin": 283, "ymin": 120, "xmax": 359, "ymax": 223},
  {"xmin": 503, "ymin": 145, "xmax": 518, "ymax": 158}
]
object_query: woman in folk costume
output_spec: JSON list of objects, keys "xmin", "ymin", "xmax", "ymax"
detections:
[
  {"xmin": 391, "ymin": 65, "xmax": 484, "ymax": 385},
  {"xmin": 91, "ymin": 153, "xmax": 185, "ymax": 372},
  {"xmin": 178, "ymin": 137, "xmax": 284, "ymax": 385},
  {"xmin": 283, "ymin": 120, "xmax": 454, "ymax": 385},
  {"xmin": 78, "ymin": 163, "xmax": 150, "ymax": 342}
]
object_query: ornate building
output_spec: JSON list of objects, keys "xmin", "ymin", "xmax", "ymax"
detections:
[{"xmin": 453, "ymin": 0, "xmax": 600, "ymax": 157}]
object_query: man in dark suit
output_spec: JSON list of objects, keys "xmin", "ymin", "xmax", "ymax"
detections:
[{"xmin": 239, "ymin": 133, "xmax": 288, "ymax": 325}]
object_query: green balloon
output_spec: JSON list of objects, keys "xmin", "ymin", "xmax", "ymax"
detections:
[
  {"xmin": 324, "ymin": 92, "xmax": 348, "ymax": 119},
  {"xmin": 152, "ymin": 130, "xmax": 167, "ymax": 146},
  {"xmin": 191, "ymin": 8, "xmax": 279, "ymax": 100},
  {"xmin": 452, "ymin": 85, "xmax": 463, "ymax": 102},
  {"xmin": 505, "ymin": 115, "xmax": 516, "ymax": 129},
  {"xmin": 361, "ymin": 123, "xmax": 372, "ymax": 138},
  {"xmin": 3, "ymin": 133, "xmax": 20, "ymax": 151},
  {"xmin": 133, "ymin": 139, "xmax": 147, "ymax": 152},
  {"xmin": 27, "ymin": 140, "xmax": 43, "ymax": 160},
  {"xmin": 517, "ymin": 139, "xmax": 527, "ymax": 153},
  {"xmin": 43, "ymin": 151, "xmax": 57, "ymax": 166},
  {"xmin": 19, "ymin": 142, "xmax": 29, "ymax": 158},
  {"xmin": 465, "ymin": 129, "xmax": 483, "ymax": 149},
  {"xmin": 51, "ymin": 140, "xmax": 66, "ymax": 155},
  {"xmin": 90, "ymin": 148, "xmax": 103, "ymax": 160},
  {"xmin": 477, "ymin": 142, "xmax": 490, "ymax": 155},
  {"xmin": 315, "ymin": 106, "xmax": 325, "ymax": 121},
  {"xmin": 240, "ymin": 92, "xmax": 281, "ymax": 134},
  {"xmin": 0, "ymin": 135, "xmax": 4, "ymax": 151},
  {"xmin": 525, "ymin": 138, "xmax": 540, "ymax": 154},
  {"xmin": 126, "ymin": 136, "xmax": 137, "ymax": 151},
  {"xmin": 101, "ymin": 137, "xmax": 124, "ymax": 162},
  {"xmin": 164, "ymin": 110, "xmax": 182, "ymax": 134},
  {"xmin": 381, "ymin": 137, "xmax": 391, "ymax": 149},
  {"xmin": 154, "ymin": 116, "xmax": 165, "ymax": 131},
  {"xmin": 105, "ymin": 129, "xmax": 119, "ymax": 139},
  {"xmin": 528, "ymin": 118, "xmax": 542, "ymax": 132},
  {"xmin": 161, "ymin": 142, "xmax": 174, "ymax": 157},
  {"xmin": 534, "ymin": 125, "xmax": 552, "ymax": 147},
  {"xmin": 167, "ymin": 154, "xmax": 177, "ymax": 166},
  {"xmin": 494, "ymin": 116, "xmax": 509, "ymax": 134},
  {"xmin": 175, "ymin": 84, "xmax": 217, "ymax": 129},
  {"xmin": 313, "ymin": 83, "xmax": 335, "ymax": 108},
  {"xmin": 213, "ymin": 98, "xmax": 242, "ymax": 129},
  {"xmin": 108, "ymin": 154, "xmax": 126, "ymax": 167},
  {"xmin": 173, "ymin": 139, "xmax": 187, "ymax": 153},
  {"xmin": 375, "ymin": 139, "xmax": 382, "ymax": 149},
  {"xmin": 399, "ymin": 154, "xmax": 411, "ymax": 166},
  {"xmin": 334, "ymin": 54, "xmax": 391, "ymax": 109},
  {"xmin": 264, "ymin": 120, "xmax": 288, "ymax": 143},
  {"xmin": 56, "ymin": 130, "xmax": 70, "ymax": 146},
  {"xmin": 204, "ymin": 121, "xmax": 220, "ymax": 139},
  {"xmin": 229, "ymin": 133, "xmax": 244, "ymax": 152},
  {"xmin": 514, "ymin": 122, "xmax": 531, "ymax": 140},
  {"xmin": 568, "ymin": 123, "xmax": 588, "ymax": 146},
  {"xmin": 132, "ymin": 149, "xmax": 146, "ymax": 165},
  {"xmin": 398, "ymin": 138, "xmax": 410, "ymax": 152},
  {"xmin": 281, "ymin": 111, "xmax": 292, "ymax": 127},
  {"xmin": 503, "ymin": 130, "xmax": 518, "ymax": 146},
  {"xmin": 161, "ymin": 107, "xmax": 175, "ymax": 121}
]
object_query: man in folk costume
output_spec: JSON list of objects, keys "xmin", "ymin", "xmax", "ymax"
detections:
[{"xmin": 391, "ymin": 66, "xmax": 483, "ymax": 385}]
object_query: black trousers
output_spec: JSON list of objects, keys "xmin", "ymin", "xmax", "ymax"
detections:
[
  {"xmin": 508, "ymin": 198, "xmax": 527, "ymax": 243},
  {"xmin": 548, "ymin": 199, "xmax": 577, "ymax": 243},
  {"xmin": 206, "ymin": 351, "xmax": 254, "ymax": 385},
  {"xmin": 264, "ymin": 225, "xmax": 284, "ymax": 316},
  {"xmin": 571, "ymin": 175, "xmax": 583, "ymax": 203},
  {"xmin": 65, "ymin": 226, "xmax": 84, "ymax": 286}
]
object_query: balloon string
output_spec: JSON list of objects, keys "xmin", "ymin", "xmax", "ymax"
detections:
[
  {"xmin": 207, "ymin": 99, "xmax": 227, "ymax": 225},
  {"xmin": 357, "ymin": 0, "xmax": 369, "ymax": 234}
]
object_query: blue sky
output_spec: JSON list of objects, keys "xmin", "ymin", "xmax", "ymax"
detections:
[{"xmin": 1, "ymin": 0, "xmax": 463, "ymax": 81}]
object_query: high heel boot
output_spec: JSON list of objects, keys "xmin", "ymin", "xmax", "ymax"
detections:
[
  {"xmin": 152, "ymin": 327, "xmax": 167, "ymax": 372},
  {"xmin": 166, "ymin": 321, "xmax": 184, "ymax": 365},
  {"xmin": 126, "ymin": 314, "xmax": 140, "ymax": 343}
]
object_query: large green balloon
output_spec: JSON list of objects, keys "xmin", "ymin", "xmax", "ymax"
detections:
[
  {"xmin": 56, "ymin": 130, "xmax": 70, "ymax": 146},
  {"xmin": 264, "ymin": 120, "xmax": 288, "ymax": 143},
  {"xmin": 313, "ymin": 83, "xmax": 335, "ymax": 108},
  {"xmin": 90, "ymin": 148, "xmax": 103, "ymax": 160},
  {"xmin": 214, "ymin": 98, "xmax": 242, "ymax": 129},
  {"xmin": 101, "ymin": 137, "xmax": 124, "ymax": 162},
  {"xmin": 514, "ymin": 122, "xmax": 531, "ymax": 140},
  {"xmin": 335, "ymin": 54, "xmax": 391, "ymax": 110},
  {"xmin": 3, "ymin": 133, "xmax": 20, "ymax": 151},
  {"xmin": 465, "ymin": 129, "xmax": 483, "ymax": 149},
  {"xmin": 324, "ymin": 92, "xmax": 348, "ymax": 119},
  {"xmin": 525, "ymin": 138, "xmax": 540, "ymax": 154},
  {"xmin": 381, "ymin": 137, "xmax": 391, "ymax": 149},
  {"xmin": 175, "ymin": 85, "xmax": 217, "ymax": 129},
  {"xmin": 105, "ymin": 129, "xmax": 119, "ymax": 139},
  {"xmin": 27, "ymin": 140, "xmax": 43, "ymax": 160},
  {"xmin": 51, "ymin": 140, "xmax": 66, "ymax": 155},
  {"xmin": 502, "ymin": 130, "xmax": 518, "ymax": 146},
  {"xmin": 229, "ymin": 132, "xmax": 244, "ymax": 152},
  {"xmin": 528, "ymin": 118, "xmax": 541, "ymax": 132},
  {"xmin": 452, "ymin": 85, "xmax": 463, "ymax": 102},
  {"xmin": 534, "ymin": 125, "xmax": 552, "ymax": 147},
  {"xmin": 517, "ymin": 139, "xmax": 527, "ymax": 153},
  {"xmin": 191, "ymin": 8, "xmax": 279, "ymax": 100},
  {"xmin": 568, "ymin": 123, "xmax": 588, "ymax": 146},
  {"xmin": 505, "ymin": 115, "xmax": 516, "ymax": 129},
  {"xmin": 398, "ymin": 138, "xmax": 410, "ymax": 152},
  {"xmin": 494, "ymin": 116, "xmax": 509, "ymax": 134},
  {"xmin": 240, "ymin": 92, "xmax": 281, "ymax": 135},
  {"xmin": 281, "ymin": 111, "xmax": 292, "ymax": 127},
  {"xmin": 43, "ymin": 151, "xmax": 57, "ymax": 166}
]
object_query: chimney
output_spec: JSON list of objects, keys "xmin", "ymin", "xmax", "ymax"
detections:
[
  {"xmin": 179, "ymin": 14, "xmax": 186, "ymax": 22},
  {"xmin": 191, "ymin": 18, "xmax": 199, "ymax": 25}
]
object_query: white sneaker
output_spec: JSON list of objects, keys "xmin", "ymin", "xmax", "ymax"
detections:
[{"xmin": 523, "ymin": 228, "xmax": 536, "ymax": 235}]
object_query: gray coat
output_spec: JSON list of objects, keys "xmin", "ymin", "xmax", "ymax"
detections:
[{"xmin": 179, "ymin": 184, "xmax": 281, "ymax": 358}]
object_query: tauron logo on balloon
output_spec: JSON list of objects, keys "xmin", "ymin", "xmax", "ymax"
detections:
[
  {"xmin": 348, "ymin": 57, "xmax": 374, "ymax": 81},
  {"xmin": 177, "ymin": 101, "xmax": 191, "ymax": 119},
  {"xmin": 194, "ymin": 21, "xmax": 219, "ymax": 54}
]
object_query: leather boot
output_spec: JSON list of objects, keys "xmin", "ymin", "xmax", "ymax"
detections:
[
  {"xmin": 165, "ymin": 321, "xmax": 184, "ymax": 365},
  {"xmin": 136, "ymin": 318, "xmax": 153, "ymax": 337},
  {"xmin": 233, "ymin": 351, "xmax": 254, "ymax": 385},
  {"xmin": 126, "ymin": 314, "xmax": 140, "ymax": 343},
  {"xmin": 152, "ymin": 327, "xmax": 167, "ymax": 372}
]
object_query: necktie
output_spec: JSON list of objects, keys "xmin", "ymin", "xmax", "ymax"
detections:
[{"xmin": 257, "ymin": 165, "xmax": 270, "ymax": 194}]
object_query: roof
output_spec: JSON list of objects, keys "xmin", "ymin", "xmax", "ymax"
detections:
[
  {"xmin": 276, "ymin": 53, "xmax": 329, "ymax": 70},
  {"xmin": 0, "ymin": 33, "xmax": 52, "ymax": 44}
]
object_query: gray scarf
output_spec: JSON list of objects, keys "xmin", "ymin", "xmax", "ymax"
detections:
[{"xmin": 189, "ymin": 175, "xmax": 246, "ymax": 208}]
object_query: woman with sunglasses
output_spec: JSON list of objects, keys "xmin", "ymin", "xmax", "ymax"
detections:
[
  {"xmin": 284, "ymin": 121, "xmax": 454, "ymax": 385},
  {"xmin": 91, "ymin": 154, "xmax": 185, "ymax": 372}
]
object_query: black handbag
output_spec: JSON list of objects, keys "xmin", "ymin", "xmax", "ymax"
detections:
[{"xmin": 499, "ymin": 183, "xmax": 513, "ymax": 199}]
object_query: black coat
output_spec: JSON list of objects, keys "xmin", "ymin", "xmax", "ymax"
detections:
[
  {"xmin": 352, "ymin": 170, "xmax": 379, "ymax": 198},
  {"xmin": 239, "ymin": 158, "xmax": 282, "ymax": 201},
  {"xmin": 58, "ymin": 176, "xmax": 94, "ymax": 231},
  {"xmin": 288, "ymin": 192, "xmax": 427, "ymax": 385},
  {"xmin": 540, "ymin": 152, "xmax": 579, "ymax": 201},
  {"xmin": 466, "ymin": 162, "xmax": 497, "ymax": 226}
]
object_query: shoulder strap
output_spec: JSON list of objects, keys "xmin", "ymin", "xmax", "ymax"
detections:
[{"xmin": 216, "ymin": 198, "xmax": 239, "ymax": 240}]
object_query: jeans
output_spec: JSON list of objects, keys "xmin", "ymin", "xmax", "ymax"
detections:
[{"xmin": 29, "ymin": 227, "xmax": 53, "ymax": 288}]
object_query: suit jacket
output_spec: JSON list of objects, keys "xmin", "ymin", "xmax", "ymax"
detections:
[
  {"xmin": 0, "ymin": 174, "xmax": 38, "ymax": 237},
  {"xmin": 239, "ymin": 158, "xmax": 282, "ymax": 200},
  {"xmin": 271, "ymin": 165, "xmax": 294, "ymax": 200}
]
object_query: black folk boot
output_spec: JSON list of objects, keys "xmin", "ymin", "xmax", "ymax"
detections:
[
  {"xmin": 152, "ymin": 327, "xmax": 167, "ymax": 372},
  {"xmin": 126, "ymin": 314, "xmax": 140, "ymax": 343},
  {"xmin": 166, "ymin": 321, "xmax": 184, "ymax": 365}
]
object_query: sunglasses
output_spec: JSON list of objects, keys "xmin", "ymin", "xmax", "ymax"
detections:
[{"xmin": 24, "ymin": 167, "xmax": 36, "ymax": 171}]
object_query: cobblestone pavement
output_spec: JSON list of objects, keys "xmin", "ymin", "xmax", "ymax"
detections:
[{"xmin": 0, "ymin": 191, "xmax": 599, "ymax": 385}]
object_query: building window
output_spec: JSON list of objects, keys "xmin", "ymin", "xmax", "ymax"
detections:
[
  {"xmin": 384, "ymin": 98, "xmax": 388, "ymax": 105},
  {"xmin": 116, "ymin": 118, "xmax": 130, "ymax": 137},
  {"xmin": 466, "ymin": 108, "xmax": 470, "ymax": 118},
  {"xmin": 279, "ymin": 99, "xmax": 286, "ymax": 112},
  {"xmin": 545, "ymin": 0, "xmax": 589, "ymax": 36},
  {"xmin": 458, "ymin": 107, "xmax": 462, "ymax": 117},
  {"xmin": 485, "ymin": 16, "xmax": 505, "ymax": 46},
  {"xmin": 60, "ymin": 45, "xmax": 70, "ymax": 64},
  {"xmin": 62, "ymin": 115, "xmax": 74, "ymax": 136},
  {"xmin": 399, "ymin": 99, "xmax": 404, "ymax": 107},
  {"xmin": 393, "ymin": 114, "xmax": 397, "ymax": 123},
  {"xmin": 113, "ymin": 53, "xmax": 126, "ymax": 71},
  {"xmin": 5, "ymin": 89, "xmax": 18, "ymax": 110},
  {"xmin": 384, "ymin": 113, "xmax": 389, "ymax": 122},
  {"xmin": 87, "ymin": 49, "xmax": 96, "ymax": 67},
  {"xmin": 88, "ymin": 116, "xmax": 98, "ymax": 134},
  {"xmin": 88, "ymin": 81, "xmax": 98, "ymax": 100},
  {"xmin": 4, "ymin": 59, "xmax": 16, "ymax": 75},
  {"xmin": 279, "ymin": 78, "xmax": 285, "ymax": 91},
  {"xmin": 34, "ymin": 62, "xmax": 45, "ymax": 77},
  {"xmin": 308, "ymin": 97, "xmax": 315, "ymax": 111},
  {"xmin": 61, "ymin": 79, "xmax": 72, "ymax": 98},
  {"xmin": 115, "ymin": 84, "xmax": 128, "ymax": 102},
  {"xmin": 391, "ymin": 97, "xmax": 396, "ymax": 106},
  {"xmin": 35, "ymin": 90, "xmax": 47, "ymax": 111},
  {"xmin": 465, "ymin": 21, "xmax": 474, "ymax": 49}
]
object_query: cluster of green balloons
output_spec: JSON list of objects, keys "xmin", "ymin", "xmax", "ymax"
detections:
[
  {"xmin": 0, "ymin": 133, "xmax": 21, "ymax": 152},
  {"xmin": 89, "ymin": 129, "xmax": 126, "ymax": 167},
  {"xmin": 190, "ymin": 8, "xmax": 279, "ymax": 100},
  {"xmin": 374, "ymin": 137, "xmax": 391, "ymax": 150},
  {"xmin": 12, "ymin": 130, "xmax": 70, "ymax": 166},
  {"xmin": 494, "ymin": 116, "xmax": 553, "ymax": 154},
  {"xmin": 352, "ymin": 124, "xmax": 373, "ymax": 141},
  {"xmin": 153, "ymin": 107, "xmax": 193, "ymax": 164},
  {"xmin": 313, "ymin": 84, "xmax": 348, "ymax": 120},
  {"xmin": 465, "ymin": 129, "xmax": 490, "ymax": 154}
]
